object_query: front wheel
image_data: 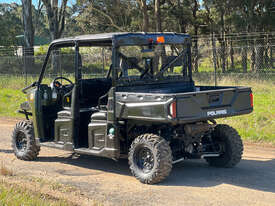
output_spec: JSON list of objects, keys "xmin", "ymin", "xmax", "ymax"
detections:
[
  {"xmin": 128, "ymin": 133, "xmax": 172, "ymax": 184},
  {"xmin": 206, "ymin": 124, "xmax": 243, "ymax": 168},
  {"xmin": 11, "ymin": 120, "xmax": 40, "ymax": 161}
]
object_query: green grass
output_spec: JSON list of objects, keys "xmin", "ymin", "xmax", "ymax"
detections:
[
  {"xmin": 192, "ymin": 74, "xmax": 275, "ymax": 144},
  {"xmin": 0, "ymin": 183, "xmax": 69, "ymax": 206},
  {"xmin": 0, "ymin": 74, "xmax": 274, "ymax": 144},
  {"xmin": 0, "ymin": 88, "xmax": 26, "ymax": 118},
  {"xmin": 216, "ymin": 77, "xmax": 275, "ymax": 144}
]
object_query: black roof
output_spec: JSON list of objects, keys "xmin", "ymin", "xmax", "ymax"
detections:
[{"xmin": 50, "ymin": 32, "xmax": 191, "ymax": 48}]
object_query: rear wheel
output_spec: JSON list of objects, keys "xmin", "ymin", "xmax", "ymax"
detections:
[
  {"xmin": 11, "ymin": 120, "xmax": 40, "ymax": 161},
  {"xmin": 128, "ymin": 133, "xmax": 172, "ymax": 184},
  {"xmin": 206, "ymin": 124, "xmax": 243, "ymax": 168}
]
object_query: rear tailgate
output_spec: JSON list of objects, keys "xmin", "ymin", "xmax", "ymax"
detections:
[{"xmin": 175, "ymin": 86, "xmax": 253, "ymax": 122}]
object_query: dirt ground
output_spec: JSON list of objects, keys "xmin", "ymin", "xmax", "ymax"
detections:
[{"xmin": 0, "ymin": 118, "xmax": 275, "ymax": 206}]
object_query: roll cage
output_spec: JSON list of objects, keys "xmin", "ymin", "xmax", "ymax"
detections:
[{"xmin": 36, "ymin": 32, "xmax": 192, "ymax": 88}]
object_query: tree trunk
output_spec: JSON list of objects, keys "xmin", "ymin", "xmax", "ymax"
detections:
[
  {"xmin": 42, "ymin": 0, "xmax": 68, "ymax": 40},
  {"xmin": 264, "ymin": 34, "xmax": 270, "ymax": 69},
  {"xmin": 230, "ymin": 39, "xmax": 235, "ymax": 70},
  {"xmin": 251, "ymin": 45, "xmax": 256, "ymax": 72},
  {"xmin": 264, "ymin": 47, "xmax": 269, "ymax": 68},
  {"xmin": 42, "ymin": 0, "xmax": 68, "ymax": 73},
  {"xmin": 154, "ymin": 0, "xmax": 162, "ymax": 32},
  {"xmin": 192, "ymin": 0, "xmax": 199, "ymax": 73},
  {"xmin": 271, "ymin": 41, "xmax": 274, "ymax": 69},
  {"xmin": 21, "ymin": 0, "xmax": 34, "ymax": 74},
  {"xmin": 216, "ymin": 54, "xmax": 220, "ymax": 69},
  {"xmin": 255, "ymin": 38, "xmax": 264, "ymax": 73},
  {"xmin": 177, "ymin": 0, "xmax": 186, "ymax": 33},
  {"xmin": 211, "ymin": 32, "xmax": 217, "ymax": 86},
  {"xmin": 226, "ymin": 59, "xmax": 229, "ymax": 71},
  {"xmin": 220, "ymin": 42, "xmax": 226, "ymax": 72},
  {"xmin": 152, "ymin": 0, "xmax": 163, "ymax": 73},
  {"xmin": 138, "ymin": 0, "xmax": 149, "ymax": 32},
  {"xmin": 193, "ymin": 35, "xmax": 199, "ymax": 73},
  {"xmin": 269, "ymin": 34, "xmax": 273, "ymax": 69},
  {"xmin": 241, "ymin": 35, "xmax": 248, "ymax": 73},
  {"xmin": 242, "ymin": 47, "xmax": 247, "ymax": 73},
  {"xmin": 220, "ymin": 12, "xmax": 226, "ymax": 73}
]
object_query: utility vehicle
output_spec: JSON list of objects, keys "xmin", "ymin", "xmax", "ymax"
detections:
[{"xmin": 12, "ymin": 33, "xmax": 253, "ymax": 184}]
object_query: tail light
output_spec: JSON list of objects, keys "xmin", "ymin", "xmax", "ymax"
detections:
[
  {"xmin": 169, "ymin": 101, "xmax": 177, "ymax": 118},
  {"xmin": 250, "ymin": 93, "xmax": 253, "ymax": 107}
]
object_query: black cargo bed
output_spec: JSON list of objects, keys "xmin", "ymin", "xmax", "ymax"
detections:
[{"xmin": 115, "ymin": 85, "xmax": 253, "ymax": 123}]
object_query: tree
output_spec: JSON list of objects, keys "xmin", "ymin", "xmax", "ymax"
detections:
[
  {"xmin": 41, "ymin": 0, "xmax": 68, "ymax": 40},
  {"xmin": 231, "ymin": 0, "xmax": 275, "ymax": 72},
  {"xmin": 73, "ymin": 0, "xmax": 137, "ymax": 33},
  {"xmin": 41, "ymin": 0, "xmax": 68, "ymax": 73},
  {"xmin": 166, "ymin": 0, "xmax": 192, "ymax": 33},
  {"xmin": 137, "ymin": 0, "xmax": 149, "ymax": 32},
  {"xmin": 21, "ymin": 0, "xmax": 34, "ymax": 49},
  {"xmin": 21, "ymin": 0, "xmax": 34, "ymax": 70},
  {"xmin": 154, "ymin": 0, "xmax": 162, "ymax": 32},
  {"xmin": 0, "ymin": 3, "xmax": 22, "ymax": 49},
  {"xmin": 191, "ymin": 0, "xmax": 200, "ymax": 73},
  {"xmin": 204, "ymin": 2, "xmax": 218, "ymax": 74},
  {"xmin": 33, "ymin": 0, "xmax": 50, "ymax": 38}
]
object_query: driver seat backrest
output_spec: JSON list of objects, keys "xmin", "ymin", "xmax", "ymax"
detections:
[{"xmin": 79, "ymin": 78, "xmax": 112, "ymax": 108}]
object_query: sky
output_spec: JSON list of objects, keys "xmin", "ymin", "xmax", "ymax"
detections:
[
  {"xmin": 0, "ymin": 0, "xmax": 21, "ymax": 4},
  {"xmin": 0, "ymin": 0, "xmax": 75, "ymax": 7}
]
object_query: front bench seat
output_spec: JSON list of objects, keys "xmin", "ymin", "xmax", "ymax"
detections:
[{"xmin": 56, "ymin": 108, "xmax": 98, "ymax": 148}]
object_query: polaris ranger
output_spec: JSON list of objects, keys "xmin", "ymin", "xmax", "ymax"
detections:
[{"xmin": 12, "ymin": 33, "xmax": 253, "ymax": 184}]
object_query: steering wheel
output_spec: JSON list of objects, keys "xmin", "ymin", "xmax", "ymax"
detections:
[
  {"xmin": 52, "ymin": 77, "xmax": 73, "ymax": 90},
  {"xmin": 51, "ymin": 77, "xmax": 74, "ymax": 107}
]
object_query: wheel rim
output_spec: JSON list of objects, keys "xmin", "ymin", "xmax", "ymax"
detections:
[
  {"xmin": 134, "ymin": 146, "xmax": 155, "ymax": 173},
  {"xmin": 16, "ymin": 131, "xmax": 27, "ymax": 151},
  {"xmin": 210, "ymin": 134, "xmax": 228, "ymax": 159},
  {"xmin": 212, "ymin": 141, "xmax": 225, "ymax": 153}
]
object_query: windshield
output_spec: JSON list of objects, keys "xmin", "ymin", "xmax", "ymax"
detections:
[{"xmin": 117, "ymin": 43, "xmax": 190, "ymax": 81}]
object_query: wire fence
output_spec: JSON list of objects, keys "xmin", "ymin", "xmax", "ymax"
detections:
[{"xmin": 0, "ymin": 32, "xmax": 274, "ymax": 87}]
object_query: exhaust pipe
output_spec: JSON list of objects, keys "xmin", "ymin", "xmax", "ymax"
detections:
[
  {"xmin": 172, "ymin": 157, "xmax": 185, "ymax": 164},
  {"xmin": 201, "ymin": 153, "xmax": 220, "ymax": 158}
]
